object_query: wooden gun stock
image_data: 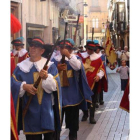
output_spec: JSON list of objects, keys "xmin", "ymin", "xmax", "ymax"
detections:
[
  {"xmin": 61, "ymin": 55, "xmax": 69, "ymax": 87},
  {"xmin": 60, "ymin": 22, "xmax": 70, "ymax": 87}
]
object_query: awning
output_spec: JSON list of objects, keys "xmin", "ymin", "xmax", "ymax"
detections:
[{"xmin": 27, "ymin": 27, "xmax": 44, "ymax": 31}]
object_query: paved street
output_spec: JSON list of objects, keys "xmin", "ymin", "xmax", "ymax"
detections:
[{"xmin": 19, "ymin": 66, "xmax": 129, "ymax": 140}]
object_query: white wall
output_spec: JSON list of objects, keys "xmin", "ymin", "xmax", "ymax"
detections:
[{"xmin": 22, "ymin": 0, "xmax": 60, "ymax": 45}]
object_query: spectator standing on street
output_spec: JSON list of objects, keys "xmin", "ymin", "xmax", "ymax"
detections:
[
  {"xmin": 116, "ymin": 60, "xmax": 129, "ymax": 92},
  {"xmin": 116, "ymin": 47, "xmax": 122, "ymax": 67},
  {"xmin": 121, "ymin": 46, "xmax": 130, "ymax": 67}
]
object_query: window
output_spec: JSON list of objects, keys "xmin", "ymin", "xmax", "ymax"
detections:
[
  {"xmin": 117, "ymin": 3, "xmax": 125, "ymax": 22},
  {"xmin": 92, "ymin": 18, "xmax": 98, "ymax": 28},
  {"xmin": 96, "ymin": 18, "xmax": 98, "ymax": 28},
  {"xmin": 92, "ymin": 19, "xmax": 95, "ymax": 28}
]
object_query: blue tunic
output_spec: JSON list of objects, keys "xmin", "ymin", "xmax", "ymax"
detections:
[
  {"xmin": 11, "ymin": 63, "xmax": 62, "ymax": 135},
  {"xmin": 52, "ymin": 55, "xmax": 93, "ymax": 108}
]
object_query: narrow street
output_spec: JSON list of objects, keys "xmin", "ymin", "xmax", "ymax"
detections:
[
  {"xmin": 60, "ymin": 67, "xmax": 129, "ymax": 140},
  {"xmin": 19, "ymin": 67, "xmax": 129, "ymax": 140}
]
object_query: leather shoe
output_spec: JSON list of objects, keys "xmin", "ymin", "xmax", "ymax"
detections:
[
  {"xmin": 89, "ymin": 118, "xmax": 96, "ymax": 124},
  {"xmin": 81, "ymin": 115, "xmax": 88, "ymax": 121},
  {"xmin": 100, "ymin": 101, "xmax": 104, "ymax": 105},
  {"xmin": 95, "ymin": 103, "xmax": 99, "ymax": 108}
]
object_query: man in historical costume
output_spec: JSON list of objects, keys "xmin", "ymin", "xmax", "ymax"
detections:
[
  {"xmin": 11, "ymin": 37, "xmax": 62, "ymax": 140},
  {"xmin": 78, "ymin": 41, "xmax": 108, "ymax": 124},
  {"xmin": 120, "ymin": 79, "xmax": 129, "ymax": 113},
  {"xmin": 94, "ymin": 40, "xmax": 108, "ymax": 107},
  {"xmin": 11, "ymin": 39, "xmax": 29, "ymax": 66},
  {"xmin": 11, "ymin": 38, "xmax": 29, "ymax": 134},
  {"xmin": 11, "ymin": 52, "xmax": 16, "ymax": 76},
  {"xmin": 52, "ymin": 38, "xmax": 93, "ymax": 140}
]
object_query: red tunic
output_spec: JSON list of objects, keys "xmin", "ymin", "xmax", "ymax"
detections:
[
  {"xmin": 120, "ymin": 80, "xmax": 129, "ymax": 112},
  {"xmin": 14, "ymin": 52, "xmax": 29, "ymax": 66},
  {"xmin": 11, "ymin": 93, "xmax": 19, "ymax": 140},
  {"xmin": 11, "ymin": 53, "xmax": 16, "ymax": 76},
  {"xmin": 78, "ymin": 53, "xmax": 108, "ymax": 93}
]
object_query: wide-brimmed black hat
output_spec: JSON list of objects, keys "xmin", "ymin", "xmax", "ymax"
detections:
[
  {"xmin": 27, "ymin": 37, "xmax": 45, "ymax": 48},
  {"xmin": 85, "ymin": 41, "xmax": 98, "ymax": 51},
  {"xmin": 58, "ymin": 40, "xmax": 75, "ymax": 50},
  {"xmin": 42, "ymin": 44, "xmax": 53, "ymax": 58},
  {"xmin": 11, "ymin": 39, "xmax": 24, "ymax": 46},
  {"xmin": 95, "ymin": 44, "xmax": 104, "ymax": 50}
]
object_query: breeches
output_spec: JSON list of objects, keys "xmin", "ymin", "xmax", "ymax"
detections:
[{"xmin": 62, "ymin": 105, "xmax": 79, "ymax": 132}]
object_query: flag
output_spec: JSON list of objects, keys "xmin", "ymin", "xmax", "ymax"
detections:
[
  {"xmin": 11, "ymin": 14, "xmax": 21, "ymax": 34},
  {"xmin": 120, "ymin": 80, "xmax": 129, "ymax": 113},
  {"xmin": 105, "ymin": 28, "xmax": 117, "ymax": 70}
]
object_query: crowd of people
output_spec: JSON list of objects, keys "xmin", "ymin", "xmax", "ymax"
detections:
[{"xmin": 11, "ymin": 37, "xmax": 129, "ymax": 140}]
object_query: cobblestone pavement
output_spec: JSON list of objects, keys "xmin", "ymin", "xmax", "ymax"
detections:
[{"xmin": 19, "ymin": 66, "xmax": 130, "ymax": 140}]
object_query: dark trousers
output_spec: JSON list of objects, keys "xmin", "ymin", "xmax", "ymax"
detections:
[
  {"xmin": 26, "ymin": 133, "xmax": 54, "ymax": 140},
  {"xmin": 117, "ymin": 58, "xmax": 121, "ymax": 67},
  {"xmin": 99, "ymin": 90, "xmax": 103, "ymax": 102},
  {"xmin": 91, "ymin": 83, "xmax": 98, "ymax": 113},
  {"xmin": 26, "ymin": 106, "xmax": 60, "ymax": 140},
  {"xmin": 62, "ymin": 105, "xmax": 79, "ymax": 131},
  {"xmin": 121, "ymin": 79, "xmax": 128, "ymax": 91},
  {"xmin": 18, "ymin": 98, "xmax": 23, "ymax": 134},
  {"xmin": 62, "ymin": 105, "xmax": 79, "ymax": 138},
  {"xmin": 82, "ymin": 83, "xmax": 98, "ymax": 117}
]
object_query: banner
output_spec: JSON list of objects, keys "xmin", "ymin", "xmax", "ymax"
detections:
[{"xmin": 105, "ymin": 28, "xmax": 117, "ymax": 70}]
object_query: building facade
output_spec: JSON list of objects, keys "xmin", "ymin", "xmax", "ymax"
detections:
[
  {"xmin": 22, "ymin": 0, "xmax": 60, "ymax": 48},
  {"xmin": 84, "ymin": 0, "xmax": 109, "ymax": 44},
  {"xmin": 11, "ymin": 0, "xmax": 22, "ymax": 40},
  {"xmin": 107, "ymin": 0, "xmax": 129, "ymax": 50}
]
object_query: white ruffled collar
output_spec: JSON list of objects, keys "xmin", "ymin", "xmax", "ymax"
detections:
[
  {"xmin": 90, "ymin": 53, "xmax": 101, "ymax": 61},
  {"xmin": 80, "ymin": 52, "xmax": 89, "ymax": 58},
  {"xmin": 96, "ymin": 51, "xmax": 102, "ymax": 58},
  {"xmin": 17, "ymin": 57, "xmax": 54, "ymax": 73},
  {"xmin": 80, "ymin": 51, "xmax": 101, "ymax": 61},
  {"xmin": 13, "ymin": 48, "xmax": 27, "ymax": 57}
]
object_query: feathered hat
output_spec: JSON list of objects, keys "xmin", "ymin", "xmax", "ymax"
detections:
[
  {"xmin": 93, "ymin": 39, "xmax": 103, "ymax": 50},
  {"xmin": 58, "ymin": 39, "xmax": 75, "ymax": 50},
  {"xmin": 11, "ymin": 39, "xmax": 24, "ymax": 46}
]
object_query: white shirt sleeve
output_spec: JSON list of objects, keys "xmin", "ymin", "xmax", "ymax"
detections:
[
  {"xmin": 117, "ymin": 67, "xmax": 121, "ymax": 72},
  {"xmin": 42, "ymin": 74, "xmax": 57, "ymax": 93},
  {"xmin": 69, "ymin": 55, "xmax": 81, "ymax": 71},
  {"xmin": 19, "ymin": 81, "xmax": 26, "ymax": 97},
  {"xmin": 97, "ymin": 70, "xmax": 104, "ymax": 79}
]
